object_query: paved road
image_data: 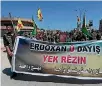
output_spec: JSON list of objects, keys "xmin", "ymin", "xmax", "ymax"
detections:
[{"xmin": 1, "ymin": 38, "xmax": 102, "ymax": 86}]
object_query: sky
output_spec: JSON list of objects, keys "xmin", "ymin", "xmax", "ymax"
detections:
[{"xmin": 1, "ymin": 1, "xmax": 102, "ymax": 31}]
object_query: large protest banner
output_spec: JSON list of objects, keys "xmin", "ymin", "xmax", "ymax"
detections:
[{"xmin": 12, "ymin": 36, "xmax": 102, "ymax": 79}]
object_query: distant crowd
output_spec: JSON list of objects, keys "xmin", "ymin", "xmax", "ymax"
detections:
[{"xmin": 19, "ymin": 28, "xmax": 102, "ymax": 42}]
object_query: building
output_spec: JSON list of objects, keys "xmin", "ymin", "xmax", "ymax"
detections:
[
  {"xmin": 99, "ymin": 19, "xmax": 102, "ymax": 32},
  {"xmin": 0, "ymin": 17, "xmax": 36, "ymax": 36}
]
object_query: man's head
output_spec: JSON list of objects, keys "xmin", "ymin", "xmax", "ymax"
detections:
[{"xmin": 6, "ymin": 26, "xmax": 13, "ymax": 33}]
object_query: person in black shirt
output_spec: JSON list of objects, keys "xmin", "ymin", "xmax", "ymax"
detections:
[
  {"xmin": 96, "ymin": 33, "xmax": 101, "ymax": 40},
  {"xmin": 3, "ymin": 26, "xmax": 17, "ymax": 79}
]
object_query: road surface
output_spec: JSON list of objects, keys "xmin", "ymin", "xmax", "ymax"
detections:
[{"xmin": 1, "ymin": 38, "xmax": 102, "ymax": 86}]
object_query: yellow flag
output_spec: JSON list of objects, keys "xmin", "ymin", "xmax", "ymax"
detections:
[
  {"xmin": 16, "ymin": 18, "xmax": 24, "ymax": 32},
  {"xmin": 37, "ymin": 8, "xmax": 43, "ymax": 21}
]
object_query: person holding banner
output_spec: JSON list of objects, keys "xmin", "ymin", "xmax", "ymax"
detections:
[{"xmin": 3, "ymin": 26, "xmax": 17, "ymax": 79}]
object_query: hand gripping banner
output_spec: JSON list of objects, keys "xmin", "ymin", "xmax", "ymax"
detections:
[{"xmin": 12, "ymin": 36, "xmax": 102, "ymax": 79}]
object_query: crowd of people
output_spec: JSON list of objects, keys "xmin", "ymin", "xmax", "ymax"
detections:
[
  {"xmin": 20, "ymin": 28, "xmax": 102, "ymax": 43},
  {"xmin": 3, "ymin": 26, "xmax": 102, "ymax": 78}
]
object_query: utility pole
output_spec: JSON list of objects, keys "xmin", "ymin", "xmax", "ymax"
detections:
[
  {"xmin": 75, "ymin": 10, "xmax": 78, "ymax": 28},
  {"xmin": 79, "ymin": 9, "xmax": 82, "ymax": 28},
  {"xmin": 82, "ymin": 10, "xmax": 87, "ymax": 28}
]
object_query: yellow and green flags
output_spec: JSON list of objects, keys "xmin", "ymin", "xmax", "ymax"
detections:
[
  {"xmin": 37, "ymin": 8, "xmax": 43, "ymax": 21},
  {"xmin": 31, "ymin": 8, "xmax": 43, "ymax": 36},
  {"xmin": 16, "ymin": 18, "xmax": 24, "ymax": 32}
]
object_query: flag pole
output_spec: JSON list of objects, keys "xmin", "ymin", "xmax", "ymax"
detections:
[
  {"xmin": 32, "ymin": 15, "xmax": 37, "ymax": 38},
  {"xmin": 9, "ymin": 12, "xmax": 16, "ymax": 35}
]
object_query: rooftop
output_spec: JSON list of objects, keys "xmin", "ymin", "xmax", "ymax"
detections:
[{"xmin": 1, "ymin": 17, "xmax": 32, "ymax": 22}]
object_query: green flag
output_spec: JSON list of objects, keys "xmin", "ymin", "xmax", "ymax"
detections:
[
  {"xmin": 82, "ymin": 27, "xmax": 92, "ymax": 38},
  {"xmin": 32, "ymin": 16, "xmax": 37, "ymax": 36},
  {"xmin": 82, "ymin": 13, "xmax": 92, "ymax": 38}
]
